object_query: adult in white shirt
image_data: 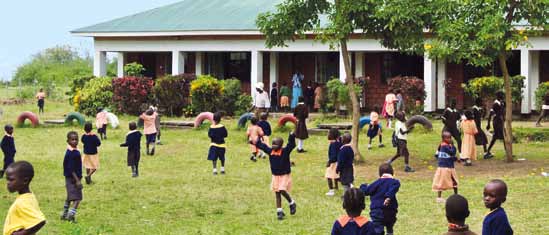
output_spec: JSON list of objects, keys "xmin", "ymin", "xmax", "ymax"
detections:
[{"xmin": 252, "ymin": 82, "xmax": 270, "ymax": 116}]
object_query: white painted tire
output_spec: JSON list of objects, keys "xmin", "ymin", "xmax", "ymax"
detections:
[{"xmin": 106, "ymin": 112, "xmax": 120, "ymax": 128}]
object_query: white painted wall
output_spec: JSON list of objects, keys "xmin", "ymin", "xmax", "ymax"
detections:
[
  {"xmin": 93, "ymin": 51, "xmax": 107, "ymax": 77},
  {"xmin": 172, "ymin": 51, "xmax": 185, "ymax": 75}
]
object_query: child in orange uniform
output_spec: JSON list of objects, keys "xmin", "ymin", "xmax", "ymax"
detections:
[
  {"xmin": 247, "ymin": 117, "xmax": 264, "ymax": 162},
  {"xmin": 140, "ymin": 108, "xmax": 158, "ymax": 156},
  {"xmin": 460, "ymin": 110, "xmax": 478, "ymax": 166},
  {"xmin": 95, "ymin": 108, "xmax": 108, "ymax": 140}
]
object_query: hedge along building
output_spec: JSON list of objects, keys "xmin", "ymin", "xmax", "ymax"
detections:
[{"xmin": 71, "ymin": 0, "xmax": 549, "ymax": 114}]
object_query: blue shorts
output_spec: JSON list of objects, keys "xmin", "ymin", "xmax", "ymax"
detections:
[
  {"xmin": 145, "ymin": 133, "xmax": 157, "ymax": 144},
  {"xmin": 208, "ymin": 146, "xmax": 226, "ymax": 161}
]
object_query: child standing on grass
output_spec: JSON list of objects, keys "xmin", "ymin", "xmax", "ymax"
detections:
[
  {"xmin": 482, "ymin": 179, "xmax": 513, "ymax": 235},
  {"xmin": 359, "ymin": 163, "xmax": 400, "ymax": 235},
  {"xmin": 444, "ymin": 194, "xmax": 477, "ymax": 235},
  {"xmin": 331, "ymin": 188, "xmax": 375, "ymax": 235},
  {"xmin": 35, "ymin": 88, "xmax": 46, "ymax": 114},
  {"xmin": 140, "ymin": 108, "xmax": 158, "ymax": 156},
  {"xmin": 367, "ymin": 106, "xmax": 384, "ymax": 150},
  {"xmin": 120, "ymin": 122, "xmax": 142, "ymax": 178},
  {"xmin": 433, "ymin": 131, "xmax": 459, "ymax": 203},
  {"xmin": 1, "ymin": 124, "xmax": 16, "ymax": 179},
  {"xmin": 61, "ymin": 131, "xmax": 83, "ymax": 223},
  {"xmin": 294, "ymin": 96, "xmax": 309, "ymax": 153},
  {"xmin": 3, "ymin": 161, "xmax": 46, "ymax": 235},
  {"xmin": 247, "ymin": 117, "xmax": 264, "ymax": 162},
  {"xmin": 254, "ymin": 132, "xmax": 297, "ymax": 220},
  {"xmin": 326, "ymin": 128, "xmax": 342, "ymax": 196},
  {"xmin": 208, "ymin": 112, "xmax": 228, "ymax": 175},
  {"xmin": 387, "ymin": 112, "xmax": 415, "ymax": 172},
  {"xmin": 95, "ymin": 108, "xmax": 108, "ymax": 140},
  {"xmin": 337, "ymin": 133, "xmax": 354, "ymax": 194},
  {"xmin": 81, "ymin": 122, "xmax": 101, "ymax": 185},
  {"xmin": 279, "ymin": 83, "xmax": 291, "ymax": 112},
  {"xmin": 461, "ymin": 110, "xmax": 478, "ymax": 166}
]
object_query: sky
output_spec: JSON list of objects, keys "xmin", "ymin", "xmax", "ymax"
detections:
[{"xmin": 0, "ymin": 0, "xmax": 180, "ymax": 81}]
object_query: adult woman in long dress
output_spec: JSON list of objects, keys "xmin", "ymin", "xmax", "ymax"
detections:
[
  {"xmin": 381, "ymin": 89, "xmax": 398, "ymax": 127},
  {"xmin": 291, "ymin": 72, "xmax": 303, "ymax": 109}
]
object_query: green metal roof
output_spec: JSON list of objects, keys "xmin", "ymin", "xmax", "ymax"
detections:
[{"xmin": 72, "ymin": 0, "xmax": 284, "ymax": 33}]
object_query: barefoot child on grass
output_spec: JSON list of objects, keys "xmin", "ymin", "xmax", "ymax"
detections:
[
  {"xmin": 95, "ymin": 108, "xmax": 108, "ymax": 140},
  {"xmin": 433, "ymin": 131, "xmax": 459, "ymax": 203},
  {"xmin": 3, "ymin": 161, "xmax": 46, "ymax": 235},
  {"xmin": 337, "ymin": 133, "xmax": 355, "ymax": 194},
  {"xmin": 326, "ymin": 128, "xmax": 342, "ymax": 196},
  {"xmin": 253, "ymin": 132, "xmax": 297, "ymax": 220},
  {"xmin": 444, "ymin": 194, "xmax": 477, "ymax": 235},
  {"xmin": 61, "ymin": 131, "xmax": 83, "ymax": 222},
  {"xmin": 140, "ymin": 108, "xmax": 158, "ymax": 156},
  {"xmin": 81, "ymin": 122, "xmax": 101, "ymax": 184},
  {"xmin": 247, "ymin": 117, "xmax": 264, "ymax": 162},
  {"xmin": 331, "ymin": 188, "xmax": 375, "ymax": 235},
  {"xmin": 120, "ymin": 122, "xmax": 142, "ymax": 178},
  {"xmin": 208, "ymin": 112, "xmax": 228, "ymax": 175},
  {"xmin": 359, "ymin": 163, "xmax": 400, "ymax": 235},
  {"xmin": 1, "ymin": 124, "xmax": 16, "ymax": 179},
  {"xmin": 482, "ymin": 179, "xmax": 513, "ymax": 235}
]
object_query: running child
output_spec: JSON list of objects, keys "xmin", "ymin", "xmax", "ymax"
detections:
[
  {"xmin": 325, "ymin": 128, "xmax": 342, "ymax": 196},
  {"xmin": 208, "ymin": 112, "xmax": 228, "ymax": 175},
  {"xmin": 359, "ymin": 163, "xmax": 400, "ymax": 235},
  {"xmin": 337, "ymin": 133, "xmax": 355, "ymax": 194},
  {"xmin": 442, "ymin": 99, "xmax": 462, "ymax": 153},
  {"xmin": 140, "ymin": 108, "xmax": 158, "ymax": 155},
  {"xmin": 331, "ymin": 188, "xmax": 376, "ymax": 235},
  {"xmin": 485, "ymin": 92, "xmax": 505, "ymax": 159},
  {"xmin": 153, "ymin": 106, "xmax": 162, "ymax": 145},
  {"xmin": 120, "ymin": 122, "xmax": 142, "ymax": 178},
  {"xmin": 81, "ymin": 122, "xmax": 101, "ymax": 184},
  {"xmin": 367, "ymin": 106, "xmax": 384, "ymax": 150},
  {"xmin": 472, "ymin": 98, "xmax": 488, "ymax": 155},
  {"xmin": 253, "ymin": 132, "xmax": 297, "ymax": 220},
  {"xmin": 95, "ymin": 108, "xmax": 108, "ymax": 140},
  {"xmin": 3, "ymin": 161, "xmax": 46, "ymax": 235},
  {"xmin": 1, "ymin": 124, "xmax": 16, "ymax": 179},
  {"xmin": 61, "ymin": 131, "xmax": 83, "ymax": 222},
  {"xmin": 535, "ymin": 91, "xmax": 549, "ymax": 127},
  {"xmin": 482, "ymin": 179, "xmax": 513, "ymax": 235},
  {"xmin": 444, "ymin": 194, "xmax": 477, "ymax": 235},
  {"xmin": 387, "ymin": 112, "xmax": 415, "ymax": 172},
  {"xmin": 461, "ymin": 110, "xmax": 478, "ymax": 166},
  {"xmin": 247, "ymin": 116, "xmax": 264, "ymax": 162},
  {"xmin": 433, "ymin": 131, "xmax": 459, "ymax": 203}
]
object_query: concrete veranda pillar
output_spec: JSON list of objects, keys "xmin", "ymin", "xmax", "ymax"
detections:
[
  {"xmin": 172, "ymin": 51, "xmax": 185, "ymax": 75},
  {"xmin": 423, "ymin": 55, "xmax": 437, "ymax": 112},
  {"xmin": 269, "ymin": 52, "xmax": 278, "ymax": 90},
  {"xmin": 195, "ymin": 52, "xmax": 203, "ymax": 76},
  {"xmin": 521, "ymin": 49, "xmax": 540, "ymax": 114},
  {"xmin": 94, "ymin": 51, "xmax": 107, "ymax": 77},
  {"xmin": 117, "ymin": 52, "xmax": 124, "ymax": 78},
  {"xmin": 251, "ymin": 51, "xmax": 263, "ymax": 97},
  {"xmin": 436, "ymin": 59, "xmax": 447, "ymax": 110},
  {"xmin": 354, "ymin": 52, "xmax": 364, "ymax": 78}
]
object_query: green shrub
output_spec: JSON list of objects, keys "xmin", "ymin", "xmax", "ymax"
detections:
[
  {"xmin": 235, "ymin": 95, "xmax": 253, "ymax": 116},
  {"xmin": 154, "ymin": 74, "xmax": 194, "ymax": 117},
  {"xmin": 534, "ymin": 82, "xmax": 549, "ymax": 110},
  {"xmin": 78, "ymin": 77, "xmax": 114, "ymax": 116},
  {"xmin": 190, "ymin": 75, "xmax": 224, "ymax": 113},
  {"xmin": 124, "ymin": 62, "xmax": 145, "ymax": 77},
  {"xmin": 112, "ymin": 76, "xmax": 154, "ymax": 115},
  {"xmin": 219, "ymin": 78, "xmax": 251, "ymax": 116},
  {"xmin": 15, "ymin": 87, "xmax": 36, "ymax": 100},
  {"xmin": 326, "ymin": 79, "xmax": 360, "ymax": 112},
  {"xmin": 462, "ymin": 75, "xmax": 524, "ymax": 104},
  {"xmin": 513, "ymin": 127, "xmax": 549, "ymax": 143}
]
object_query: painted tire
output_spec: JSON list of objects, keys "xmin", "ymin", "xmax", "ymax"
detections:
[
  {"xmin": 106, "ymin": 112, "xmax": 119, "ymax": 128},
  {"xmin": 359, "ymin": 116, "xmax": 371, "ymax": 129},
  {"xmin": 277, "ymin": 114, "xmax": 297, "ymax": 127},
  {"xmin": 406, "ymin": 115, "xmax": 433, "ymax": 130},
  {"xmin": 237, "ymin": 112, "xmax": 254, "ymax": 128},
  {"xmin": 194, "ymin": 112, "xmax": 214, "ymax": 128},
  {"xmin": 65, "ymin": 112, "xmax": 86, "ymax": 126},
  {"xmin": 17, "ymin": 111, "xmax": 39, "ymax": 127}
]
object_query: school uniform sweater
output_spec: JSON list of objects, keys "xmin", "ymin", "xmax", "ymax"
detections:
[
  {"xmin": 436, "ymin": 143, "xmax": 458, "ymax": 168},
  {"xmin": 1, "ymin": 134, "xmax": 16, "ymax": 157},
  {"xmin": 328, "ymin": 140, "xmax": 343, "ymax": 163},
  {"xmin": 359, "ymin": 175, "xmax": 400, "ymax": 211},
  {"xmin": 63, "ymin": 147, "xmax": 82, "ymax": 179},
  {"xmin": 482, "ymin": 207, "xmax": 513, "ymax": 235},
  {"xmin": 257, "ymin": 120, "xmax": 272, "ymax": 136},
  {"xmin": 331, "ymin": 216, "xmax": 376, "ymax": 235},
  {"xmin": 208, "ymin": 124, "xmax": 228, "ymax": 147},
  {"xmin": 336, "ymin": 145, "xmax": 354, "ymax": 173},
  {"xmin": 81, "ymin": 134, "xmax": 101, "ymax": 155},
  {"xmin": 256, "ymin": 133, "xmax": 296, "ymax": 175},
  {"xmin": 121, "ymin": 131, "xmax": 142, "ymax": 152}
]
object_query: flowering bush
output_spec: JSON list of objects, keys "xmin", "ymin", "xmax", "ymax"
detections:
[
  {"xmin": 535, "ymin": 82, "xmax": 549, "ymax": 110},
  {"xmin": 78, "ymin": 77, "xmax": 114, "ymax": 116},
  {"xmin": 112, "ymin": 76, "xmax": 154, "ymax": 115},
  {"xmin": 154, "ymin": 74, "xmax": 194, "ymax": 116},
  {"xmin": 388, "ymin": 76, "xmax": 426, "ymax": 102},
  {"xmin": 190, "ymin": 75, "xmax": 224, "ymax": 113},
  {"xmin": 462, "ymin": 75, "xmax": 524, "ymax": 104}
]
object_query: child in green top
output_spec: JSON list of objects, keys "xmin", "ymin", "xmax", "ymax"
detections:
[{"xmin": 279, "ymin": 83, "xmax": 291, "ymax": 112}]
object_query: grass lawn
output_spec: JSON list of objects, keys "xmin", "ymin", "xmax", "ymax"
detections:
[{"xmin": 0, "ymin": 98, "xmax": 548, "ymax": 234}]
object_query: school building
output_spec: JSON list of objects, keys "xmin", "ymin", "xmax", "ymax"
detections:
[{"xmin": 71, "ymin": 0, "xmax": 549, "ymax": 114}]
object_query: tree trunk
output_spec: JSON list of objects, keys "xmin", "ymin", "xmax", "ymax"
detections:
[
  {"xmin": 498, "ymin": 53, "xmax": 514, "ymax": 162},
  {"xmin": 340, "ymin": 40, "xmax": 363, "ymax": 161}
]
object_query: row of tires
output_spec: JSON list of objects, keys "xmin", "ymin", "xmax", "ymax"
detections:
[{"xmin": 15, "ymin": 111, "xmax": 119, "ymax": 128}]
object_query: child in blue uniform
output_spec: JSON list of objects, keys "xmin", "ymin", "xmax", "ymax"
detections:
[
  {"xmin": 331, "ymin": 188, "xmax": 375, "ymax": 235},
  {"xmin": 337, "ymin": 133, "xmax": 354, "ymax": 194},
  {"xmin": 61, "ymin": 131, "xmax": 83, "ymax": 223},
  {"xmin": 254, "ymin": 132, "xmax": 297, "ymax": 220},
  {"xmin": 81, "ymin": 122, "xmax": 101, "ymax": 185},
  {"xmin": 208, "ymin": 112, "xmax": 228, "ymax": 175},
  {"xmin": 482, "ymin": 179, "xmax": 513, "ymax": 235},
  {"xmin": 359, "ymin": 163, "xmax": 400, "ymax": 235},
  {"xmin": 433, "ymin": 131, "xmax": 459, "ymax": 203},
  {"xmin": 445, "ymin": 194, "xmax": 477, "ymax": 235},
  {"xmin": 120, "ymin": 122, "xmax": 143, "ymax": 178},
  {"xmin": 257, "ymin": 112, "xmax": 272, "ymax": 158},
  {"xmin": 326, "ymin": 128, "xmax": 342, "ymax": 196},
  {"xmin": 1, "ymin": 124, "xmax": 16, "ymax": 179}
]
